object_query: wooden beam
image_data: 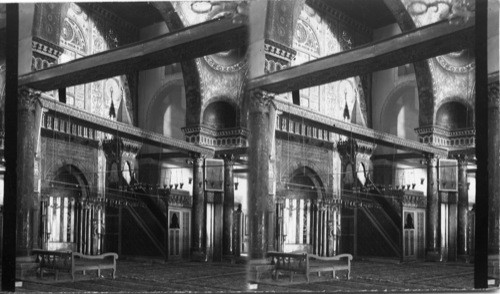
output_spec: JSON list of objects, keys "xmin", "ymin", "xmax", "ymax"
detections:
[
  {"xmin": 40, "ymin": 95, "xmax": 214, "ymax": 157},
  {"xmin": 248, "ymin": 17, "xmax": 474, "ymax": 93},
  {"xmin": 19, "ymin": 16, "xmax": 247, "ymax": 91},
  {"xmin": 275, "ymin": 100, "xmax": 448, "ymax": 157},
  {"xmin": 371, "ymin": 153, "xmax": 424, "ymax": 161}
]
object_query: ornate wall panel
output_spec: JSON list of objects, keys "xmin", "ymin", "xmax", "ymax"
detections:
[
  {"xmin": 55, "ymin": 3, "xmax": 138, "ymax": 125},
  {"xmin": 163, "ymin": 1, "xmax": 249, "ymax": 128},
  {"xmin": 275, "ymin": 138, "xmax": 339, "ymax": 199},
  {"xmin": 41, "ymin": 136, "xmax": 99, "ymax": 196},
  {"xmin": 282, "ymin": 1, "xmax": 371, "ymax": 126}
]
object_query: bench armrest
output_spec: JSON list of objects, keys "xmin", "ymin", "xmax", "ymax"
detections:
[
  {"xmin": 73, "ymin": 252, "xmax": 118, "ymax": 260},
  {"xmin": 308, "ymin": 254, "xmax": 352, "ymax": 262}
]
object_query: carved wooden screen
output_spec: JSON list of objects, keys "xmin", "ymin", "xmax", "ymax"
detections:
[{"xmin": 43, "ymin": 196, "xmax": 103, "ymax": 255}]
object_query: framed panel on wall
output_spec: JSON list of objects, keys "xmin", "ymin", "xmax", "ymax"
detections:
[
  {"xmin": 438, "ymin": 159, "xmax": 458, "ymax": 192},
  {"xmin": 205, "ymin": 158, "xmax": 224, "ymax": 192}
]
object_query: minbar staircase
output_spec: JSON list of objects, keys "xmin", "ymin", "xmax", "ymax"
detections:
[
  {"xmin": 120, "ymin": 188, "xmax": 169, "ymax": 259},
  {"xmin": 357, "ymin": 179, "xmax": 402, "ymax": 259}
]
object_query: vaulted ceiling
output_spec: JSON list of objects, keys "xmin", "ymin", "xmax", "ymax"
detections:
[{"xmin": 321, "ymin": 0, "xmax": 396, "ymax": 29}]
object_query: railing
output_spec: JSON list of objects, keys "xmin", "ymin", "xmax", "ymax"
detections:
[{"xmin": 126, "ymin": 205, "xmax": 166, "ymax": 259}]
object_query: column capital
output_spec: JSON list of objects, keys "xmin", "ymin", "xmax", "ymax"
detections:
[
  {"xmin": 424, "ymin": 154, "xmax": 439, "ymax": 167},
  {"xmin": 18, "ymin": 87, "xmax": 41, "ymax": 112},
  {"xmin": 221, "ymin": 153, "xmax": 235, "ymax": 164},
  {"xmin": 453, "ymin": 153, "xmax": 469, "ymax": 167},
  {"xmin": 189, "ymin": 152, "xmax": 206, "ymax": 161},
  {"xmin": 488, "ymin": 80, "xmax": 499, "ymax": 107},
  {"xmin": 249, "ymin": 89, "xmax": 276, "ymax": 110}
]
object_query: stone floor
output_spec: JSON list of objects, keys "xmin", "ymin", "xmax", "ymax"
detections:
[{"xmin": 9, "ymin": 257, "xmax": 496, "ymax": 293}]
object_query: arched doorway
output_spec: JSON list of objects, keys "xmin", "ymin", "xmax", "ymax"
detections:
[
  {"xmin": 41, "ymin": 165, "xmax": 103, "ymax": 254},
  {"xmin": 278, "ymin": 167, "xmax": 333, "ymax": 255}
]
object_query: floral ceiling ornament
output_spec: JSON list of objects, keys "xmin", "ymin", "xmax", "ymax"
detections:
[{"xmin": 406, "ymin": 0, "xmax": 474, "ymax": 24}]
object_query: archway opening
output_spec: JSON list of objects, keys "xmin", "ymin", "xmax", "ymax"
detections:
[
  {"xmin": 43, "ymin": 165, "xmax": 102, "ymax": 254},
  {"xmin": 202, "ymin": 101, "xmax": 237, "ymax": 129},
  {"xmin": 436, "ymin": 101, "xmax": 473, "ymax": 129}
]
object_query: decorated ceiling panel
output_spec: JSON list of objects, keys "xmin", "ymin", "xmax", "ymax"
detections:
[
  {"xmin": 401, "ymin": 0, "xmax": 476, "ymax": 122},
  {"xmin": 172, "ymin": 1, "xmax": 249, "ymax": 125},
  {"xmin": 282, "ymin": 2, "xmax": 370, "ymax": 126},
  {"xmin": 55, "ymin": 3, "xmax": 138, "ymax": 125}
]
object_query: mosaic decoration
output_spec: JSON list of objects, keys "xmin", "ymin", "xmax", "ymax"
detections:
[
  {"xmin": 56, "ymin": 3, "xmax": 136, "ymax": 124},
  {"xmin": 175, "ymin": 1, "xmax": 248, "ymax": 73},
  {"xmin": 290, "ymin": 4, "xmax": 368, "ymax": 126}
]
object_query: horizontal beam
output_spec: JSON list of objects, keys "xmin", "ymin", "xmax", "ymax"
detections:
[
  {"xmin": 371, "ymin": 153, "xmax": 424, "ymax": 161},
  {"xmin": 275, "ymin": 100, "xmax": 448, "ymax": 157},
  {"xmin": 248, "ymin": 17, "xmax": 474, "ymax": 93},
  {"xmin": 20, "ymin": 17, "xmax": 247, "ymax": 91},
  {"xmin": 40, "ymin": 95, "xmax": 214, "ymax": 157}
]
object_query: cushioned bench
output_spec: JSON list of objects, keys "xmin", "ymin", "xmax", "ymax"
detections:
[
  {"xmin": 32, "ymin": 249, "xmax": 118, "ymax": 281},
  {"xmin": 308, "ymin": 253, "xmax": 352, "ymax": 280},
  {"xmin": 267, "ymin": 251, "xmax": 309, "ymax": 282},
  {"xmin": 266, "ymin": 251, "xmax": 353, "ymax": 282}
]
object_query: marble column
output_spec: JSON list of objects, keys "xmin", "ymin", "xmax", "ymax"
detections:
[
  {"xmin": 456, "ymin": 154, "xmax": 469, "ymax": 260},
  {"xmin": 488, "ymin": 78, "xmax": 500, "ymax": 279},
  {"xmin": 191, "ymin": 155, "xmax": 206, "ymax": 260},
  {"xmin": 248, "ymin": 89, "xmax": 275, "ymax": 259},
  {"xmin": 425, "ymin": 154, "xmax": 441, "ymax": 261},
  {"xmin": 16, "ymin": 87, "xmax": 42, "ymax": 257},
  {"xmin": 222, "ymin": 154, "xmax": 235, "ymax": 256}
]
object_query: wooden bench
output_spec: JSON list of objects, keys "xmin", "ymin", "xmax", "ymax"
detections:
[
  {"xmin": 308, "ymin": 254, "xmax": 352, "ymax": 280},
  {"xmin": 266, "ymin": 251, "xmax": 353, "ymax": 282},
  {"xmin": 267, "ymin": 251, "xmax": 309, "ymax": 282},
  {"xmin": 32, "ymin": 249, "xmax": 118, "ymax": 281}
]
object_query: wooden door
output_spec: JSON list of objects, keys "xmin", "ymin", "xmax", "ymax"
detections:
[
  {"xmin": 168, "ymin": 209, "xmax": 190, "ymax": 259},
  {"xmin": 403, "ymin": 211, "xmax": 416, "ymax": 259}
]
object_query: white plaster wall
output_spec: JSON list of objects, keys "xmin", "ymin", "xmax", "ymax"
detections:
[
  {"xmin": 138, "ymin": 21, "xmax": 170, "ymax": 131},
  {"xmin": 371, "ymin": 23, "xmax": 405, "ymax": 132},
  {"xmin": 138, "ymin": 21, "xmax": 186, "ymax": 155}
]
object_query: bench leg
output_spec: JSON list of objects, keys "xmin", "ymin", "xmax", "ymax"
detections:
[
  {"xmin": 112, "ymin": 269, "xmax": 116, "ymax": 279},
  {"xmin": 332, "ymin": 270, "xmax": 336, "ymax": 279},
  {"xmin": 71, "ymin": 271, "xmax": 75, "ymax": 282},
  {"xmin": 98, "ymin": 269, "xmax": 101, "ymax": 277},
  {"xmin": 347, "ymin": 270, "xmax": 350, "ymax": 280},
  {"xmin": 306, "ymin": 273, "xmax": 310, "ymax": 283},
  {"xmin": 55, "ymin": 270, "xmax": 59, "ymax": 281}
]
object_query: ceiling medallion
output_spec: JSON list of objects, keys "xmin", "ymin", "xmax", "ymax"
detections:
[
  {"xmin": 191, "ymin": 1, "xmax": 213, "ymax": 14},
  {"xmin": 435, "ymin": 50, "xmax": 475, "ymax": 73},
  {"xmin": 203, "ymin": 55, "xmax": 247, "ymax": 73}
]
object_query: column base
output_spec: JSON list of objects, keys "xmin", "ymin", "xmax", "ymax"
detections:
[
  {"xmin": 190, "ymin": 250, "xmax": 208, "ymax": 262},
  {"xmin": 15, "ymin": 255, "xmax": 38, "ymax": 279},
  {"xmin": 425, "ymin": 250, "xmax": 442, "ymax": 262},
  {"xmin": 488, "ymin": 254, "xmax": 500, "ymax": 286},
  {"xmin": 457, "ymin": 254, "xmax": 471, "ymax": 263}
]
